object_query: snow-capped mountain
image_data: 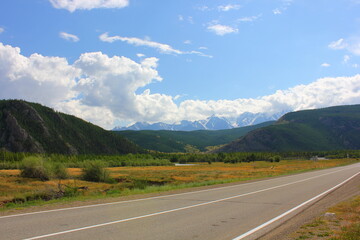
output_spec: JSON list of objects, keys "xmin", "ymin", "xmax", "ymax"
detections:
[
  {"xmin": 114, "ymin": 112, "xmax": 287, "ymax": 131},
  {"xmin": 235, "ymin": 111, "xmax": 288, "ymax": 127}
]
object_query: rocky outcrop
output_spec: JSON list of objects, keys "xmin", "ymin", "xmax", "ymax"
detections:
[{"xmin": 1, "ymin": 112, "xmax": 44, "ymax": 153}]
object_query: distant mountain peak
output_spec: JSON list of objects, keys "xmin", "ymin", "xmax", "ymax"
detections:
[{"xmin": 114, "ymin": 112, "xmax": 285, "ymax": 131}]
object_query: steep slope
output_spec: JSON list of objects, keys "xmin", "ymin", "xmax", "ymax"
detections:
[
  {"xmin": 0, "ymin": 100, "xmax": 143, "ymax": 154},
  {"xmin": 217, "ymin": 105, "xmax": 360, "ymax": 152},
  {"xmin": 115, "ymin": 121, "xmax": 274, "ymax": 152}
]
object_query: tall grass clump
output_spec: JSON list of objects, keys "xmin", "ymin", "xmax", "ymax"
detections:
[
  {"xmin": 81, "ymin": 161, "xmax": 113, "ymax": 183},
  {"xmin": 20, "ymin": 156, "xmax": 52, "ymax": 181}
]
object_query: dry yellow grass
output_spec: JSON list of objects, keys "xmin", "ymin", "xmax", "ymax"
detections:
[{"xmin": 0, "ymin": 159, "xmax": 358, "ymax": 207}]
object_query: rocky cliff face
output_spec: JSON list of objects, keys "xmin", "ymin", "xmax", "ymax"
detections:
[{"xmin": 1, "ymin": 111, "xmax": 44, "ymax": 153}]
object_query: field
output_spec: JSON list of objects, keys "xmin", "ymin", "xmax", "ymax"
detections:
[{"xmin": 1, "ymin": 158, "xmax": 358, "ymax": 210}]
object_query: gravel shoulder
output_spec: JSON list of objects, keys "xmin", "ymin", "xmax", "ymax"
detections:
[{"xmin": 258, "ymin": 174, "xmax": 360, "ymax": 240}]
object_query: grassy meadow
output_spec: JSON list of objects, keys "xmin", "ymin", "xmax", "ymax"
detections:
[{"xmin": 1, "ymin": 158, "xmax": 358, "ymax": 210}]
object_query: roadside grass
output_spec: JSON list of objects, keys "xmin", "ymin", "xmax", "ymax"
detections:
[
  {"xmin": 0, "ymin": 159, "xmax": 358, "ymax": 211},
  {"xmin": 291, "ymin": 195, "xmax": 360, "ymax": 240}
]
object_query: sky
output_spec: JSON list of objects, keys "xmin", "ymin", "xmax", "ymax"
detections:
[{"xmin": 0, "ymin": 0, "xmax": 360, "ymax": 129}]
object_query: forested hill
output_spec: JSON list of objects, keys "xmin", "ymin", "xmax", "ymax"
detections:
[
  {"xmin": 216, "ymin": 104, "xmax": 360, "ymax": 153},
  {"xmin": 0, "ymin": 100, "xmax": 143, "ymax": 154},
  {"xmin": 115, "ymin": 121, "xmax": 274, "ymax": 153}
]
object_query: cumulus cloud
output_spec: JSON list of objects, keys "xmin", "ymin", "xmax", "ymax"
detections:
[
  {"xmin": 0, "ymin": 42, "xmax": 79, "ymax": 105},
  {"xmin": 175, "ymin": 75, "xmax": 360, "ymax": 122},
  {"xmin": 74, "ymin": 52, "xmax": 162, "ymax": 120},
  {"xmin": 321, "ymin": 63, "xmax": 330, "ymax": 67},
  {"xmin": 99, "ymin": 33, "xmax": 212, "ymax": 57},
  {"xmin": 1, "ymin": 42, "xmax": 360, "ymax": 129},
  {"xmin": 49, "ymin": 0, "xmax": 129, "ymax": 12},
  {"xmin": 0, "ymin": 42, "xmax": 163, "ymax": 128},
  {"xmin": 218, "ymin": 4, "xmax": 241, "ymax": 11},
  {"xmin": 207, "ymin": 24, "xmax": 238, "ymax": 36},
  {"xmin": 59, "ymin": 32, "xmax": 79, "ymax": 42}
]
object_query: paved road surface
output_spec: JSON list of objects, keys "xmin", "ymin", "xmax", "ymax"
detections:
[{"xmin": 1, "ymin": 163, "xmax": 359, "ymax": 240}]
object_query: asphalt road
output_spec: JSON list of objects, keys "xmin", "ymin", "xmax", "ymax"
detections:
[{"xmin": 1, "ymin": 163, "xmax": 359, "ymax": 240}]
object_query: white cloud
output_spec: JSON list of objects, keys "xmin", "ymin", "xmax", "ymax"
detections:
[
  {"xmin": 49, "ymin": 0, "xmax": 129, "ymax": 12},
  {"xmin": 0, "ymin": 42, "xmax": 79, "ymax": 105},
  {"xmin": 273, "ymin": 8, "xmax": 282, "ymax": 14},
  {"xmin": 238, "ymin": 15, "xmax": 261, "ymax": 22},
  {"xmin": 100, "ymin": 33, "xmax": 182, "ymax": 54},
  {"xmin": 136, "ymin": 53, "xmax": 145, "ymax": 58},
  {"xmin": 184, "ymin": 40, "xmax": 191, "ymax": 45},
  {"xmin": 273, "ymin": 0, "xmax": 293, "ymax": 15},
  {"xmin": 329, "ymin": 38, "xmax": 360, "ymax": 55},
  {"xmin": 353, "ymin": 64, "xmax": 359, "ymax": 68},
  {"xmin": 178, "ymin": 15, "xmax": 194, "ymax": 24},
  {"xmin": 207, "ymin": 24, "xmax": 238, "ymax": 36},
  {"xmin": 0, "ymin": 42, "xmax": 164, "ymax": 128},
  {"xmin": 329, "ymin": 38, "xmax": 347, "ymax": 50},
  {"xmin": 321, "ymin": 63, "xmax": 330, "ymax": 67},
  {"xmin": 218, "ymin": 4, "xmax": 241, "ymax": 11},
  {"xmin": 59, "ymin": 32, "xmax": 79, "ymax": 42},
  {"xmin": 197, "ymin": 6, "xmax": 210, "ymax": 11},
  {"xmin": 343, "ymin": 55, "xmax": 350, "ymax": 63},
  {"xmin": 73, "ymin": 52, "xmax": 163, "ymax": 122},
  {"xmin": 99, "ymin": 33, "xmax": 212, "ymax": 57},
  {"xmin": 2, "ymin": 42, "xmax": 360, "ymax": 129},
  {"xmin": 0, "ymin": 27, "xmax": 4, "ymax": 34}
]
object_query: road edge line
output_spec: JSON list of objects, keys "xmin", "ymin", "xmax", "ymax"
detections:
[{"xmin": 232, "ymin": 171, "xmax": 360, "ymax": 240}]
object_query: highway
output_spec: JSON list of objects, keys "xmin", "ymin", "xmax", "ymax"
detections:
[{"xmin": 1, "ymin": 163, "xmax": 359, "ymax": 240}]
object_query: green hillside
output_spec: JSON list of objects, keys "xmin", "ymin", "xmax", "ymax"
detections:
[
  {"xmin": 0, "ymin": 100, "xmax": 143, "ymax": 154},
  {"xmin": 115, "ymin": 121, "xmax": 274, "ymax": 152},
  {"xmin": 217, "ymin": 105, "xmax": 360, "ymax": 152}
]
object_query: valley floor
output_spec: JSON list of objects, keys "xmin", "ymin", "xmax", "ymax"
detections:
[{"xmin": 1, "ymin": 159, "xmax": 359, "ymax": 212}]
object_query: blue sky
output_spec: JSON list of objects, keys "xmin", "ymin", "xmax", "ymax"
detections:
[{"xmin": 0, "ymin": 0, "xmax": 360, "ymax": 129}]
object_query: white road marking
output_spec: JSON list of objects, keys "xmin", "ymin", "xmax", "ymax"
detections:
[
  {"xmin": 232, "ymin": 171, "xmax": 360, "ymax": 240},
  {"xmin": 22, "ymin": 166, "xmax": 359, "ymax": 240},
  {"xmin": 0, "ymin": 164, "xmax": 354, "ymax": 220}
]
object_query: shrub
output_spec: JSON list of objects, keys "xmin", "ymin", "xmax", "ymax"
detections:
[
  {"xmin": 52, "ymin": 162, "xmax": 69, "ymax": 179},
  {"xmin": 20, "ymin": 157, "xmax": 52, "ymax": 181},
  {"xmin": 81, "ymin": 161, "xmax": 113, "ymax": 183}
]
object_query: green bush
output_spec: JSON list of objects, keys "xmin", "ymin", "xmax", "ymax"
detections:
[
  {"xmin": 81, "ymin": 161, "xmax": 113, "ymax": 183},
  {"xmin": 52, "ymin": 162, "xmax": 69, "ymax": 179},
  {"xmin": 20, "ymin": 157, "xmax": 52, "ymax": 181}
]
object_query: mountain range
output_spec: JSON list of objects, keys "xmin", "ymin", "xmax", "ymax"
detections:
[
  {"xmin": 1, "ymin": 100, "xmax": 360, "ymax": 154},
  {"xmin": 114, "ymin": 111, "xmax": 287, "ymax": 131}
]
